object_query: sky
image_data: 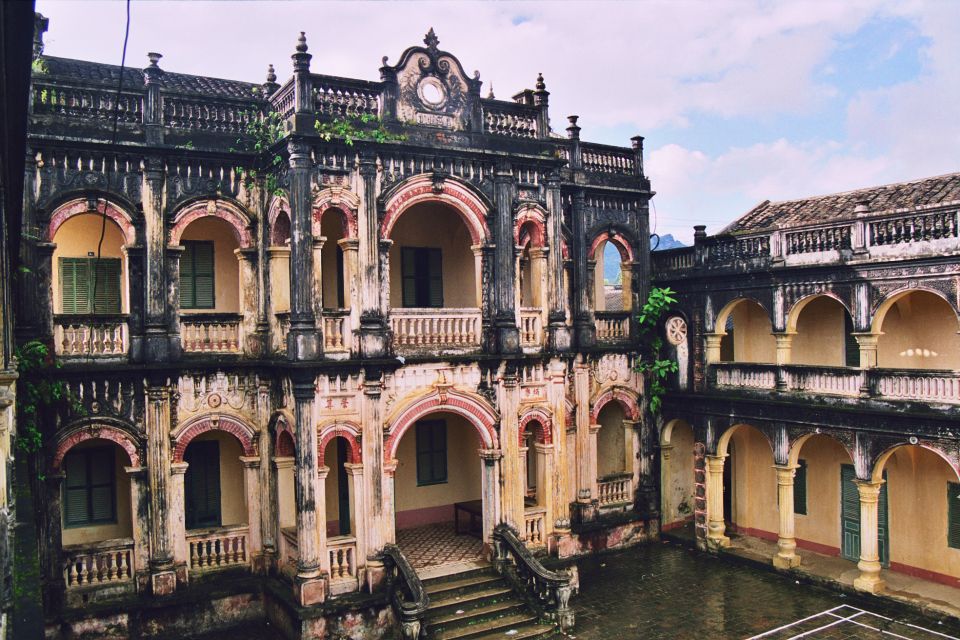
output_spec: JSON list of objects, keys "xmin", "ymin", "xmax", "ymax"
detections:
[{"xmin": 35, "ymin": 0, "xmax": 960, "ymax": 244}]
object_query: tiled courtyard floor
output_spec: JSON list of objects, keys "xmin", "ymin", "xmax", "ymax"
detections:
[
  {"xmin": 396, "ymin": 522, "xmax": 484, "ymax": 569},
  {"xmin": 567, "ymin": 540, "xmax": 960, "ymax": 640}
]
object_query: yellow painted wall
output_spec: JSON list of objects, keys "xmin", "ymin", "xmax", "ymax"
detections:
[
  {"xmin": 269, "ymin": 247, "xmax": 290, "ymax": 313},
  {"xmin": 191, "ymin": 431, "xmax": 246, "ymax": 526},
  {"xmin": 729, "ymin": 426, "xmax": 777, "ymax": 533},
  {"xmin": 731, "ymin": 302, "xmax": 776, "ymax": 363},
  {"xmin": 61, "ymin": 440, "xmax": 133, "ymax": 545},
  {"xmin": 180, "ymin": 217, "xmax": 240, "ymax": 314},
  {"xmin": 388, "ymin": 202, "xmax": 477, "ymax": 308},
  {"xmin": 275, "ymin": 459, "xmax": 295, "ymax": 530},
  {"xmin": 662, "ymin": 422, "xmax": 695, "ymax": 525},
  {"xmin": 885, "ymin": 447, "xmax": 960, "ymax": 579},
  {"xmin": 596, "ymin": 402, "xmax": 626, "ymax": 478},
  {"xmin": 394, "ymin": 413, "xmax": 482, "ymax": 514},
  {"xmin": 793, "ymin": 297, "xmax": 847, "ymax": 366},
  {"xmin": 51, "ymin": 214, "xmax": 127, "ymax": 314},
  {"xmin": 519, "ymin": 250, "xmax": 534, "ymax": 308},
  {"xmin": 793, "ymin": 435, "xmax": 850, "ymax": 551},
  {"xmin": 322, "ymin": 437, "xmax": 347, "ymax": 524},
  {"xmin": 877, "ymin": 292, "xmax": 960, "ymax": 369},
  {"xmin": 320, "ymin": 212, "xmax": 346, "ymax": 310}
]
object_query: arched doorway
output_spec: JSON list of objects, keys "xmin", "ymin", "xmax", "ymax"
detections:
[
  {"xmin": 787, "ymin": 434, "xmax": 855, "ymax": 558},
  {"xmin": 661, "ymin": 420, "xmax": 696, "ymax": 533},
  {"xmin": 715, "ymin": 299, "xmax": 775, "ymax": 363},
  {"xmin": 595, "ymin": 401, "xmax": 633, "ymax": 509},
  {"xmin": 789, "ymin": 296, "xmax": 859, "ymax": 367},
  {"xmin": 706, "ymin": 424, "xmax": 775, "ymax": 547},
  {"xmin": 875, "ymin": 291, "xmax": 960, "ymax": 369}
]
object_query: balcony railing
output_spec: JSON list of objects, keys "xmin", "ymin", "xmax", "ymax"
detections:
[
  {"xmin": 390, "ymin": 308, "xmax": 482, "ymax": 350},
  {"xmin": 180, "ymin": 313, "xmax": 242, "ymax": 353},
  {"xmin": 597, "ymin": 473, "xmax": 633, "ymax": 507},
  {"xmin": 327, "ymin": 535, "xmax": 358, "ymax": 586},
  {"xmin": 596, "ymin": 311, "xmax": 630, "ymax": 343},
  {"xmin": 62, "ymin": 538, "xmax": 135, "ymax": 590},
  {"xmin": 874, "ymin": 369, "xmax": 960, "ymax": 404},
  {"xmin": 524, "ymin": 507, "xmax": 547, "ymax": 546},
  {"xmin": 580, "ymin": 142, "xmax": 637, "ymax": 176},
  {"xmin": 713, "ymin": 362, "xmax": 778, "ymax": 390},
  {"xmin": 519, "ymin": 308, "xmax": 543, "ymax": 348},
  {"xmin": 186, "ymin": 524, "xmax": 249, "ymax": 574},
  {"xmin": 323, "ymin": 310, "xmax": 351, "ymax": 353},
  {"xmin": 54, "ymin": 315, "xmax": 128, "ymax": 358},
  {"xmin": 481, "ymin": 99, "xmax": 539, "ymax": 139}
]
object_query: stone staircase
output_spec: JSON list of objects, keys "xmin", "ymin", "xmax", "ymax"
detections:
[{"xmin": 422, "ymin": 568, "xmax": 557, "ymax": 640}]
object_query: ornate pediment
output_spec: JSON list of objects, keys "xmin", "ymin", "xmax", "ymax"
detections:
[{"xmin": 381, "ymin": 28, "xmax": 482, "ymax": 131}]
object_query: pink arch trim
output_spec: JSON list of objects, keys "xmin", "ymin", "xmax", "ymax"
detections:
[
  {"xmin": 384, "ymin": 390, "xmax": 498, "ymax": 461},
  {"xmin": 318, "ymin": 422, "xmax": 362, "ymax": 465},
  {"xmin": 382, "ymin": 175, "xmax": 490, "ymax": 245},
  {"xmin": 169, "ymin": 201, "xmax": 254, "ymax": 248},
  {"xmin": 48, "ymin": 198, "xmax": 136, "ymax": 245},
  {"xmin": 591, "ymin": 387, "xmax": 640, "ymax": 422},
  {"xmin": 519, "ymin": 408, "xmax": 553, "ymax": 445},
  {"xmin": 871, "ymin": 441, "xmax": 960, "ymax": 483},
  {"xmin": 53, "ymin": 425, "xmax": 140, "ymax": 471},
  {"xmin": 588, "ymin": 231, "xmax": 633, "ymax": 262},
  {"xmin": 514, "ymin": 205, "xmax": 547, "ymax": 247},
  {"xmin": 173, "ymin": 415, "xmax": 258, "ymax": 462}
]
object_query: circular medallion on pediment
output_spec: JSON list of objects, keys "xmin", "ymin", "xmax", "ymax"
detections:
[
  {"xmin": 417, "ymin": 76, "xmax": 447, "ymax": 109},
  {"xmin": 665, "ymin": 316, "xmax": 687, "ymax": 346}
]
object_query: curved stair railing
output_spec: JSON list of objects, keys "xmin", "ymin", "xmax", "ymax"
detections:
[
  {"xmin": 491, "ymin": 523, "xmax": 576, "ymax": 631},
  {"xmin": 379, "ymin": 543, "xmax": 429, "ymax": 639}
]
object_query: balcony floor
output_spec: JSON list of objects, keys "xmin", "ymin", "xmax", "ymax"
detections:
[{"xmin": 396, "ymin": 523, "xmax": 483, "ymax": 570}]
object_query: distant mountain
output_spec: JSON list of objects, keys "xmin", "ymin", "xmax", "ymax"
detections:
[{"xmin": 651, "ymin": 234, "xmax": 686, "ymax": 251}]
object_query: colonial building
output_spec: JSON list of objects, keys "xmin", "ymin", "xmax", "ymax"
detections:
[
  {"xmin": 655, "ymin": 173, "xmax": 960, "ymax": 605},
  {"xmin": 22, "ymin": 19, "xmax": 654, "ymax": 639}
]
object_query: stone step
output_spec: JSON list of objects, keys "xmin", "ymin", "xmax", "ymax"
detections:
[
  {"xmin": 433, "ymin": 612, "xmax": 539, "ymax": 640},
  {"xmin": 466, "ymin": 623, "xmax": 557, "ymax": 640},
  {"xmin": 427, "ymin": 598, "xmax": 527, "ymax": 634},
  {"xmin": 427, "ymin": 585, "xmax": 515, "ymax": 618},
  {"xmin": 424, "ymin": 572, "xmax": 502, "ymax": 598}
]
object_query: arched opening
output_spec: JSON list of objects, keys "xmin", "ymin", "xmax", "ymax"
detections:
[
  {"xmin": 595, "ymin": 401, "xmax": 633, "ymax": 508},
  {"xmin": 320, "ymin": 208, "xmax": 347, "ymax": 311},
  {"xmin": 872, "ymin": 445, "xmax": 960, "ymax": 586},
  {"xmin": 717, "ymin": 299, "xmax": 776, "ymax": 363},
  {"xmin": 52, "ymin": 213, "xmax": 129, "ymax": 357},
  {"xmin": 60, "ymin": 438, "xmax": 134, "ymax": 546},
  {"xmin": 178, "ymin": 216, "xmax": 241, "ymax": 315},
  {"xmin": 876, "ymin": 291, "xmax": 960, "ymax": 369},
  {"xmin": 524, "ymin": 430, "xmax": 537, "ymax": 503},
  {"xmin": 273, "ymin": 429, "xmax": 296, "ymax": 569},
  {"xmin": 322, "ymin": 435, "xmax": 355, "ymax": 538},
  {"xmin": 393, "ymin": 411, "xmax": 484, "ymax": 569},
  {"xmin": 271, "ymin": 209, "xmax": 291, "ymax": 247},
  {"xmin": 718, "ymin": 424, "xmax": 776, "ymax": 538},
  {"xmin": 791, "ymin": 296, "xmax": 859, "ymax": 367},
  {"xmin": 388, "ymin": 201, "xmax": 478, "ymax": 309},
  {"xmin": 183, "ymin": 431, "xmax": 247, "ymax": 531},
  {"xmin": 593, "ymin": 239, "xmax": 631, "ymax": 312},
  {"xmin": 787, "ymin": 434, "xmax": 854, "ymax": 557},
  {"xmin": 661, "ymin": 420, "xmax": 696, "ymax": 532}
]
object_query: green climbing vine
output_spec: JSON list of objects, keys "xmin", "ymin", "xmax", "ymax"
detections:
[
  {"xmin": 635, "ymin": 286, "xmax": 679, "ymax": 415},
  {"xmin": 15, "ymin": 340, "xmax": 83, "ymax": 458},
  {"xmin": 314, "ymin": 113, "xmax": 406, "ymax": 145},
  {"xmin": 233, "ymin": 110, "xmax": 286, "ymax": 196}
]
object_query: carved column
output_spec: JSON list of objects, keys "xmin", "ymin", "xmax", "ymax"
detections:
[
  {"xmin": 339, "ymin": 238, "xmax": 360, "ymax": 353},
  {"xmin": 357, "ymin": 156, "xmax": 388, "ymax": 357},
  {"xmin": 471, "ymin": 244, "xmax": 486, "ymax": 312},
  {"xmin": 774, "ymin": 332, "xmax": 794, "ymax": 391},
  {"xmin": 146, "ymin": 380, "xmax": 177, "ymax": 593},
  {"xmin": 571, "ymin": 189, "xmax": 595, "ymax": 348},
  {"xmin": 528, "ymin": 247, "xmax": 548, "ymax": 323},
  {"xmin": 587, "ymin": 423, "xmax": 601, "ymax": 500},
  {"xmin": 344, "ymin": 463, "xmax": 366, "ymax": 572},
  {"xmin": 773, "ymin": 464, "xmax": 801, "ymax": 569},
  {"xmin": 573, "ymin": 360, "xmax": 592, "ymax": 502},
  {"xmin": 620, "ymin": 262, "xmax": 633, "ymax": 311},
  {"xmin": 236, "ymin": 248, "xmax": 261, "ymax": 356},
  {"xmin": 142, "ymin": 157, "xmax": 171, "ymax": 360},
  {"xmin": 317, "ymin": 466, "xmax": 330, "ymax": 577},
  {"xmin": 124, "ymin": 244, "xmax": 145, "ymax": 361},
  {"xmin": 169, "ymin": 462, "xmax": 188, "ymax": 580},
  {"xmin": 705, "ymin": 454, "xmax": 730, "ymax": 549},
  {"xmin": 478, "ymin": 448, "xmax": 503, "ymax": 545},
  {"xmin": 287, "ymin": 138, "xmax": 320, "ymax": 360},
  {"xmin": 292, "ymin": 373, "xmax": 324, "ymax": 605},
  {"xmin": 544, "ymin": 173, "xmax": 570, "ymax": 350},
  {"xmin": 164, "ymin": 245, "xmax": 183, "ymax": 358},
  {"xmin": 854, "ymin": 479, "xmax": 886, "ymax": 593},
  {"xmin": 241, "ymin": 456, "xmax": 264, "ymax": 570},
  {"xmin": 361, "ymin": 372, "xmax": 387, "ymax": 554},
  {"xmin": 35, "ymin": 241, "xmax": 55, "ymax": 342},
  {"xmin": 126, "ymin": 466, "xmax": 151, "ymax": 591},
  {"xmin": 547, "ymin": 359, "xmax": 570, "ymax": 531},
  {"xmin": 256, "ymin": 381, "xmax": 276, "ymax": 565},
  {"xmin": 498, "ymin": 369, "xmax": 523, "ymax": 532},
  {"xmin": 492, "ymin": 161, "xmax": 519, "ymax": 353},
  {"xmin": 853, "ymin": 333, "xmax": 880, "ymax": 368},
  {"xmin": 704, "ymin": 333, "xmax": 724, "ymax": 365}
]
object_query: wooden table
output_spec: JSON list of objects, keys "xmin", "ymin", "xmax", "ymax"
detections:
[{"xmin": 454, "ymin": 500, "xmax": 483, "ymax": 538}]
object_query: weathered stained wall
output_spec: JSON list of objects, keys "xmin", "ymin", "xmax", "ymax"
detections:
[
  {"xmin": 662, "ymin": 421, "xmax": 695, "ymax": 528},
  {"xmin": 596, "ymin": 402, "xmax": 626, "ymax": 478}
]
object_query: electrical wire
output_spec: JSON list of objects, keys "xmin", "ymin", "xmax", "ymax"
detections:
[{"xmin": 91, "ymin": 0, "xmax": 131, "ymax": 312}]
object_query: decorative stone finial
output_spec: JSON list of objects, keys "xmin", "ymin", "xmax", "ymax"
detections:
[
  {"xmin": 147, "ymin": 52, "xmax": 162, "ymax": 68},
  {"xmin": 566, "ymin": 115, "xmax": 581, "ymax": 140},
  {"xmin": 487, "ymin": 84, "xmax": 495, "ymax": 99},
  {"xmin": 292, "ymin": 32, "xmax": 312, "ymax": 73},
  {"xmin": 296, "ymin": 31, "xmax": 309, "ymax": 53},
  {"xmin": 854, "ymin": 197, "xmax": 871, "ymax": 215},
  {"xmin": 424, "ymin": 28, "xmax": 439, "ymax": 51},
  {"xmin": 144, "ymin": 52, "xmax": 165, "ymax": 86},
  {"xmin": 536, "ymin": 73, "xmax": 545, "ymax": 92},
  {"xmin": 266, "ymin": 63, "xmax": 277, "ymax": 84}
]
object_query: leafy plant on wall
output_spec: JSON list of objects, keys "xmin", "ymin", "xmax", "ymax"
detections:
[{"xmin": 635, "ymin": 286, "xmax": 679, "ymax": 415}]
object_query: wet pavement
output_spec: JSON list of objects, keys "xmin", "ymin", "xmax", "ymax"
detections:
[{"xmin": 567, "ymin": 539, "xmax": 960, "ymax": 639}]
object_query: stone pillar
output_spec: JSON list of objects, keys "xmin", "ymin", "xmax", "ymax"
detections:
[
  {"xmin": 317, "ymin": 466, "xmax": 330, "ymax": 577},
  {"xmin": 286, "ymin": 138, "xmax": 320, "ymax": 361},
  {"xmin": 573, "ymin": 361, "xmax": 592, "ymax": 502},
  {"xmin": 478, "ymin": 448, "xmax": 503, "ymax": 545},
  {"xmin": 312, "ymin": 236, "xmax": 325, "ymax": 324},
  {"xmin": 169, "ymin": 462, "xmax": 188, "ymax": 580},
  {"xmin": 126, "ymin": 466, "xmax": 151, "ymax": 591},
  {"xmin": 547, "ymin": 359, "xmax": 571, "ymax": 530},
  {"xmin": 853, "ymin": 333, "xmax": 880, "ymax": 368},
  {"xmin": 587, "ymin": 423, "xmax": 601, "ymax": 499},
  {"xmin": 124, "ymin": 244, "xmax": 145, "ymax": 361},
  {"xmin": 705, "ymin": 454, "xmax": 730, "ymax": 549},
  {"xmin": 146, "ymin": 381, "xmax": 177, "ymax": 593},
  {"xmin": 142, "ymin": 157, "xmax": 170, "ymax": 360},
  {"xmin": 773, "ymin": 464, "xmax": 801, "ymax": 569},
  {"xmin": 534, "ymin": 443, "xmax": 554, "ymax": 533},
  {"xmin": 268, "ymin": 246, "xmax": 291, "ymax": 312},
  {"xmin": 545, "ymin": 172, "xmax": 570, "ymax": 351},
  {"xmin": 471, "ymin": 245, "xmax": 485, "ymax": 310},
  {"xmin": 624, "ymin": 419, "xmax": 641, "ymax": 486},
  {"xmin": 492, "ymin": 161, "xmax": 519, "ymax": 353},
  {"xmin": 236, "ymin": 248, "xmax": 261, "ymax": 356},
  {"xmin": 34, "ymin": 241, "xmax": 56, "ymax": 342},
  {"xmin": 241, "ymin": 457, "xmax": 264, "ymax": 570},
  {"xmin": 621, "ymin": 262, "xmax": 633, "ymax": 311},
  {"xmin": 357, "ymin": 156, "xmax": 388, "ymax": 357},
  {"xmin": 660, "ymin": 443, "xmax": 674, "ymax": 519},
  {"xmin": 774, "ymin": 332, "xmax": 794, "ymax": 390},
  {"xmin": 344, "ymin": 463, "xmax": 366, "ymax": 572},
  {"xmin": 704, "ymin": 333, "xmax": 724, "ymax": 364},
  {"xmin": 164, "ymin": 245, "xmax": 183, "ymax": 359},
  {"xmin": 255, "ymin": 382, "xmax": 275, "ymax": 563},
  {"xmin": 528, "ymin": 247, "xmax": 548, "ymax": 313},
  {"xmin": 853, "ymin": 479, "xmax": 886, "ymax": 594},
  {"xmin": 292, "ymin": 373, "xmax": 324, "ymax": 605},
  {"xmin": 361, "ymin": 373, "xmax": 387, "ymax": 555},
  {"xmin": 339, "ymin": 238, "xmax": 360, "ymax": 352},
  {"xmin": 571, "ymin": 189, "xmax": 595, "ymax": 348},
  {"xmin": 499, "ymin": 370, "xmax": 523, "ymax": 531},
  {"xmin": 587, "ymin": 259, "xmax": 597, "ymax": 311}
]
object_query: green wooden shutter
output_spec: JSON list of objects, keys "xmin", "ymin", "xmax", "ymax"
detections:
[
  {"xmin": 60, "ymin": 258, "xmax": 91, "ymax": 314},
  {"xmin": 185, "ymin": 440, "xmax": 221, "ymax": 529},
  {"xmin": 432, "ymin": 421, "xmax": 447, "ymax": 482},
  {"xmin": 840, "ymin": 464, "xmax": 860, "ymax": 562},
  {"xmin": 63, "ymin": 453, "xmax": 90, "ymax": 526},
  {"xmin": 401, "ymin": 248, "xmax": 418, "ymax": 308},
  {"xmin": 88, "ymin": 448, "xmax": 116, "ymax": 522},
  {"xmin": 181, "ymin": 243, "xmax": 196, "ymax": 308},
  {"xmin": 844, "ymin": 314, "xmax": 859, "ymax": 367},
  {"xmin": 793, "ymin": 459, "xmax": 807, "ymax": 515},
  {"xmin": 91, "ymin": 258, "xmax": 121, "ymax": 313},
  {"xmin": 949, "ymin": 482, "xmax": 960, "ymax": 550},
  {"xmin": 181, "ymin": 241, "xmax": 215, "ymax": 309},
  {"xmin": 415, "ymin": 421, "xmax": 447, "ymax": 485},
  {"xmin": 427, "ymin": 248, "xmax": 443, "ymax": 308}
]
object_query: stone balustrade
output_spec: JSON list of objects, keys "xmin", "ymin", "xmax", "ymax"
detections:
[
  {"xmin": 597, "ymin": 474, "xmax": 633, "ymax": 507},
  {"xmin": 713, "ymin": 363, "xmax": 778, "ymax": 390},
  {"xmin": 327, "ymin": 536, "xmax": 357, "ymax": 584},
  {"xmin": 580, "ymin": 142, "xmax": 636, "ymax": 176},
  {"xmin": 482, "ymin": 100, "xmax": 539, "ymax": 138},
  {"xmin": 33, "ymin": 82, "xmax": 143, "ymax": 124},
  {"xmin": 524, "ymin": 507, "xmax": 547, "ymax": 546},
  {"xmin": 313, "ymin": 76, "xmax": 381, "ymax": 119},
  {"xmin": 873, "ymin": 369, "xmax": 960, "ymax": 404},
  {"xmin": 162, "ymin": 95, "xmax": 256, "ymax": 134},
  {"xmin": 62, "ymin": 538, "xmax": 134, "ymax": 589},
  {"xmin": 390, "ymin": 308, "xmax": 482, "ymax": 350},
  {"xmin": 186, "ymin": 525, "xmax": 249, "ymax": 573},
  {"xmin": 596, "ymin": 311, "xmax": 630, "ymax": 343},
  {"xmin": 54, "ymin": 315, "xmax": 128, "ymax": 358},
  {"xmin": 782, "ymin": 365, "xmax": 863, "ymax": 397},
  {"xmin": 180, "ymin": 313, "xmax": 242, "ymax": 353},
  {"xmin": 323, "ymin": 311, "xmax": 350, "ymax": 353},
  {"xmin": 519, "ymin": 308, "xmax": 543, "ymax": 348}
]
